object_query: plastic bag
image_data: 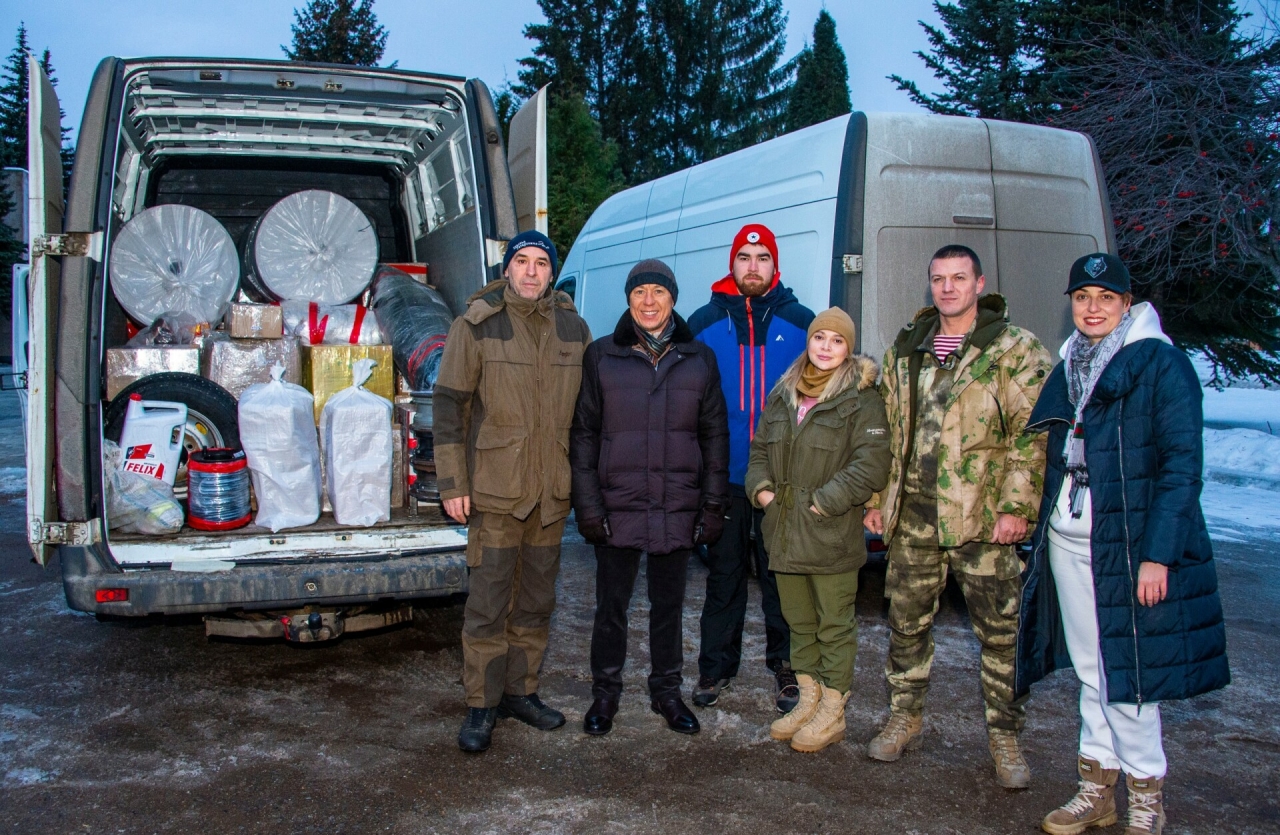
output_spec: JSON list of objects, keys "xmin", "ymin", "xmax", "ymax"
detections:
[
  {"xmin": 126, "ymin": 311, "xmax": 207, "ymax": 347},
  {"xmin": 103, "ymin": 440, "xmax": 185, "ymax": 535},
  {"xmin": 320, "ymin": 358, "xmax": 392, "ymax": 526},
  {"xmin": 238, "ymin": 365, "xmax": 323, "ymax": 532},
  {"xmin": 109, "ymin": 204, "xmax": 240, "ymax": 326},
  {"xmin": 244, "ymin": 190, "xmax": 378, "ymax": 305},
  {"xmin": 281, "ymin": 301, "xmax": 383, "ymax": 345},
  {"xmin": 369, "ymin": 267, "xmax": 454, "ymax": 390}
]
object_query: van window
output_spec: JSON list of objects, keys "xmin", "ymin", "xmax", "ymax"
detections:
[{"xmin": 421, "ymin": 132, "xmax": 475, "ymax": 231}]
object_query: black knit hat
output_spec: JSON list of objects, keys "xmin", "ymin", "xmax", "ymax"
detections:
[
  {"xmin": 502, "ymin": 230, "xmax": 559, "ymax": 276},
  {"xmin": 624, "ymin": 258, "xmax": 679, "ymax": 303},
  {"xmin": 1067, "ymin": 252, "xmax": 1130, "ymax": 295}
]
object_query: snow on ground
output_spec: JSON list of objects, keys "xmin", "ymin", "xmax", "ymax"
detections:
[{"xmin": 1203, "ymin": 427, "xmax": 1280, "ymax": 486}]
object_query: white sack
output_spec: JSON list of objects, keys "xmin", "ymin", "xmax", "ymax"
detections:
[
  {"xmin": 103, "ymin": 440, "xmax": 184, "ymax": 535},
  {"xmin": 282, "ymin": 301, "xmax": 383, "ymax": 345},
  {"xmin": 320, "ymin": 357, "xmax": 392, "ymax": 526},
  {"xmin": 110, "ymin": 204, "xmax": 240, "ymax": 325},
  {"xmin": 250, "ymin": 190, "xmax": 378, "ymax": 304},
  {"xmin": 238, "ymin": 365, "xmax": 322, "ymax": 532}
]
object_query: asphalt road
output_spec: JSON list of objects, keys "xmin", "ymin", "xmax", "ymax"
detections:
[{"xmin": 1, "ymin": 383, "xmax": 1277, "ymax": 834}]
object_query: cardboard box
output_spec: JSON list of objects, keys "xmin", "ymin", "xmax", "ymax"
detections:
[
  {"xmin": 105, "ymin": 346, "xmax": 201, "ymax": 400},
  {"xmin": 301, "ymin": 344, "xmax": 394, "ymax": 423},
  {"xmin": 226, "ymin": 303, "xmax": 284, "ymax": 339},
  {"xmin": 202, "ymin": 335, "xmax": 302, "ymax": 399}
]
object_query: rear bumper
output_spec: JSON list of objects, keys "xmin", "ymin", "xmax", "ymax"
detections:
[{"xmin": 59, "ymin": 545, "xmax": 468, "ymax": 616}]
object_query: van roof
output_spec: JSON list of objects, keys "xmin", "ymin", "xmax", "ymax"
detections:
[{"xmin": 120, "ymin": 56, "xmax": 467, "ymax": 84}]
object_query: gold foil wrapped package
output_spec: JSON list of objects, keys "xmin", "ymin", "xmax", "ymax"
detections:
[
  {"xmin": 105, "ymin": 346, "xmax": 201, "ymax": 400},
  {"xmin": 202, "ymin": 335, "xmax": 302, "ymax": 399},
  {"xmin": 300, "ymin": 344, "xmax": 394, "ymax": 423}
]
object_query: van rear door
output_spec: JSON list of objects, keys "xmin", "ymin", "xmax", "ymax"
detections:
[
  {"xmin": 507, "ymin": 85, "xmax": 549, "ymax": 235},
  {"xmin": 25, "ymin": 55, "xmax": 66, "ymax": 565}
]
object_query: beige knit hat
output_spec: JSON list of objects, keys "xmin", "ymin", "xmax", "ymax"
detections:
[{"xmin": 807, "ymin": 307, "xmax": 856, "ymax": 347}]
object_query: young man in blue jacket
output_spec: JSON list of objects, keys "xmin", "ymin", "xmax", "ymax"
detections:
[{"xmin": 688, "ymin": 223, "xmax": 815, "ymax": 712}]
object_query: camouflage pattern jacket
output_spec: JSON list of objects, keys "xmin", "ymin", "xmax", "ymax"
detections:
[
  {"xmin": 871, "ymin": 294, "xmax": 1052, "ymax": 548},
  {"xmin": 434, "ymin": 280, "xmax": 592, "ymax": 527}
]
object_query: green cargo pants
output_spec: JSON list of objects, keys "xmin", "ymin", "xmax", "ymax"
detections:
[
  {"xmin": 776, "ymin": 569, "xmax": 860, "ymax": 694},
  {"xmin": 461, "ymin": 508, "xmax": 565, "ymax": 708}
]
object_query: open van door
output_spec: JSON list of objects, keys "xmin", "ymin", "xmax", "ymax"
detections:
[
  {"xmin": 507, "ymin": 84, "xmax": 549, "ymax": 235},
  {"xmin": 25, "ymin": 55, "xmax": 67, "ymax": 565}
]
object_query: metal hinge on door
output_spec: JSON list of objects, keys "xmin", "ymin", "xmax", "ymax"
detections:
[
  {"xmin": 842, "ymin": 255, "xmax": 863, "ymax": 274},
  {"xmin": 31, "ymin": 519, "xmax": 103, "ymax": 546},
  {"xmin": 32, "ymin": 232, "xmax": 104, "ymax": 260}
]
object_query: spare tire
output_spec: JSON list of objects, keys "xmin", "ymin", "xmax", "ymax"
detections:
[{"xmin": 104, "ymin": 373, "xmax": 240, "ymax": 497}]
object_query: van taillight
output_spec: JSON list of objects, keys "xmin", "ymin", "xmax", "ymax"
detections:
[{"xmin": 95, "ymin": 588, "xmax": 128, "ymax": 603}]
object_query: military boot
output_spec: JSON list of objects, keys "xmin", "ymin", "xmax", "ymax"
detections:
[
  {"xmin": 790, "ymin": 684, "xmax": 849, "ymax": 753},
  {"xmin": 457, "ymin": 707, "xmax": 497, "ymax": 753},
  {"xmin": 866, "ymin": 711, "xmax": 923, "ymax": 762},
  {"xmin": 989, "ymin": 728, "xmax": 1032, "ymax": 789},
  {"xmin": 769, "ymin": 674, "xmax": 821, "ymax": 741},
  {"xmin": 1123, "ymin": 775, "xmax": 1165, "ymax": 835},
  {"xmin": 1041, "ymin": 756, "xmax": 1118, "ymax": 834}
]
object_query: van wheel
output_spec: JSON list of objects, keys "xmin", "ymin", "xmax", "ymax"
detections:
[{"xmin": 103, "ymin": 373, "xmax": 240, "ymax": 497}]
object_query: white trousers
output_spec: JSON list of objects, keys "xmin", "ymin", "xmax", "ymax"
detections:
[{"xmin": 1048, "ymin": 523, "xmax": 1167, "ymax": 779}]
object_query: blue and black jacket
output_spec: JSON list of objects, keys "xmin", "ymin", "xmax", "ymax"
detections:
[{"xmin": 688, "ymin": 275, "xmax": 814, "ymax": 488}]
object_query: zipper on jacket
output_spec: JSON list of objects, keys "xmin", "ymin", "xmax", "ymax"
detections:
[
  {"xmin": 747, "ymin": 298, "xmax": 756, "ymax": 439},
  {"xmin": 1117, "ymin": 400, "xmax": 1144, "ymax": 710}
]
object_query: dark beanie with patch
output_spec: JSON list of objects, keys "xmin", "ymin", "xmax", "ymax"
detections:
[
  {"xmin": 624, "ymin": 259, "xmax": 679, "ymax": 304},
  {"xmin": 502, "ymin": 230, "xmax": 559, "ymax": 276}
]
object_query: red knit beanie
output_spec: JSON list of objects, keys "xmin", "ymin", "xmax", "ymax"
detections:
[{"xmin": 730, "ymin": 224, "xmax": 779, "ymax": 273}]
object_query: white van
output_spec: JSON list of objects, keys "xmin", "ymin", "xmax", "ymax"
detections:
[
  {"xmin": 21, "ymin": 56, "xmax": 547, "ymax": 634},
  {"xmin": 560, "ymin": 111, "xmax": 1114, "ymax": 361}
]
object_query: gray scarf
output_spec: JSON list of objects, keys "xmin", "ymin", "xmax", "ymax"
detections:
[
  {"xmin": 1062, "ymin": 311, "xmax": 1134, "ymax": 517},
  {"xmin": 633, "ymin": 316, "xmax": 676, "ymax": 366}
]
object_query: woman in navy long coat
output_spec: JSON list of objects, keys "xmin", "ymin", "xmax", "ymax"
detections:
[{"xmin": 1016, "ymin": 254, "xmax": 1228, "ymax": 835}]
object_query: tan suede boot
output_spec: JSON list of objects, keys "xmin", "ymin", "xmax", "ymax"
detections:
[
  {"xmin": 769, "ymin": 674, "xmax": 821, "ymax": 741},
  {"xmin": 790, "ymin": 684, "xmax": 849, "ymax": 753},
  {"xmin": 1124, "ymin": 774, "xmax": 1165, "ymax": 835},
  {"xmin": 1041, "ymin": 756, "xmax": 1119, "ymax": 835},
  {"xmin": 989, "ymin": 728, "xmax": 1032, "ymax": 789},
  {"xmin": 866, "ymin": 711, "xmax": 923, "ymax": 761}
]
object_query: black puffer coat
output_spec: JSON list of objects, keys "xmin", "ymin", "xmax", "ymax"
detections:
[
  {"xmin": 1016, "ymin": 328, "xmax": 1229, "ymax": 705},
  {"xmin": 570, "ymin": 311, "xmax": 730, "ymax": 555}
]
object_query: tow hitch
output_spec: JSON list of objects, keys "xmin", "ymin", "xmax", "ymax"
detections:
[{"xmin": 204, "ymin": 605, "xmax": 414, "ymax": 642}]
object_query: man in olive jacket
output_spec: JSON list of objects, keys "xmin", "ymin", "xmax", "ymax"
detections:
[
  {"xmin": 863, "ymin": 244, "xmax": 1052, "ymax": 788},
  {"xmin": 434, "ymin": 230, "xmax": 592, "ymax": 754}
]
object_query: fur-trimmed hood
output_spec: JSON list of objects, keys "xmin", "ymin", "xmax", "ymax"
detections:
[{"xmin": 462, "ymin": 278, "xmax": 577, "ymax": 325}]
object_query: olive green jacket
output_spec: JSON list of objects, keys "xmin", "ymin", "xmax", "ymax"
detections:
[
  {"xmin": 434, "ymin": 280, "xmax": 591, "ymax": 526},
  {"xmin": 869, "ymin": 294, "xmax": 1052, "ymax": 548},
  {"xmin": 746, "ymin": 355, "xmax": 892, "ymax": 575}
]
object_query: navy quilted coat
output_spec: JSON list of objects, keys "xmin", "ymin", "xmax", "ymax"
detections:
[
  {"xmin": 1016, "ymin": 333, "xmax": 1229, "ymax": 705},
  {"xmin": 570, "ymin": 311, "xmax": 730, "ymax": 555}
]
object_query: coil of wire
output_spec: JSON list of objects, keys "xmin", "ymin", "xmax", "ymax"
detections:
[{"xmin": 187, "ymin": 448, "xmax": 252, "ymax": 531}]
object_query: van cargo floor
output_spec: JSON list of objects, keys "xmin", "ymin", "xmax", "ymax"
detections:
[{"xmin": 108, "ymin": 505, "xmax": 455, "ymax": 543}]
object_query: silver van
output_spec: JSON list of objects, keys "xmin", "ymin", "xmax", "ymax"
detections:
[
  {"xmin": 560, "ymin": 111, "xmax": 1115, "ymax": 361},
  {"xmin": 21, "ymin": 55, "xmax": 547, "ymax": 632}
]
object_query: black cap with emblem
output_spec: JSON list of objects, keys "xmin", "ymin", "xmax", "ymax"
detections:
[{"xmin": 1066, "ymin": 252, "xmax": 1130, "ymax": 295}]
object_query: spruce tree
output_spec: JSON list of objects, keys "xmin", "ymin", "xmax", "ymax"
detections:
[
  {"xmin": 0, "ymin": 23, "xmax": 30, "ymax": 171},
  {"xmin": 786, "ymin": 9, "xmax": 852, "ymax": 132},
  {"xmin": 545, "ymin": 93, "xmax": 623, "ymax": 257},
  {"xmin": 283, "ymin": 0, "xmax": 389, "ymax": 66}
]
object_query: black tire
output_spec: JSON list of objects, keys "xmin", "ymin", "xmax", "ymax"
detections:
[{"xmin": 104, "ymin": 373, "xmax": 240, "ymax": 496}]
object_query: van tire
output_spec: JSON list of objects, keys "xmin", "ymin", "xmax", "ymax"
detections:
[{"xmin": 104, "ymin": 373, "xmax": 241, "ymax": 451}]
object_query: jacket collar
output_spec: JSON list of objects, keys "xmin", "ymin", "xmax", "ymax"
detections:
[
  {"xmin": 610, "ymin": 310, "xmax": 696, "ymax": 349},
  {"xmin": 462, "ymin": 278, "xmax": 577, "ymax": 325},
  {"xmin": 708, "ymin": 276, "xmax": 798, "ymax": 312},
  {"xmin": 896, "ymin": 293, "xmax": 1009, "ymax": 358}
]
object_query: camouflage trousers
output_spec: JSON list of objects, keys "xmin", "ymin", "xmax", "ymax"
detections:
[
  {"xmin": 884, "ymin": 494, "xmax": 1026, "ymax": 732},
  {"xmin": 462, "ymin": 508, "xmax": 565, "ymax": 708}
]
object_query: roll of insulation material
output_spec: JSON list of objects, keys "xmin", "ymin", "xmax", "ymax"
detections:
[
  {"xmin": 109, "ymin": 204, "xmax": 240, "ymax": 326},
  {"xmin": 244, "ymin": 190, "xmax": 378, "ymax": 305}
]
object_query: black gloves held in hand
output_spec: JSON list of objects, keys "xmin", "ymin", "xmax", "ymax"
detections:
[
  {"xmin": 579, "ymin": 516, "xmax": 611, "ymax": 545},
  {"xmin": 693, "ymin": 502, "xmax": 727, "ymax": 546}
]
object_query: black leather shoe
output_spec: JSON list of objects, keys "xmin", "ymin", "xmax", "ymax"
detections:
[
  {"xmin": 650, "ymin": 695, "xmax": 700, "ymax": 735},
  {"xmin": 497, "ymin": 693, "xmax": 566, "ymax": 730},
  {"xmin": 457, "ymin": 707, "xmax": 497, "ymax": 752},
  {"xmin": 584, "ymin": 697, "xmax": 619, "ymax": 736}
]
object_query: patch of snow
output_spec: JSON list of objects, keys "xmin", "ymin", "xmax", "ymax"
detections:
[
  {"xmin": 1200, "ymin": 481, "xmax": 1280, "ymax": 534},
  {"xmin": 4, "ymin": 767, "xmax": 52, "ymax": 785},
  {"xmin": 1203, "ymin": 428, "xmax": 1280, "ymax": 487},
  {"xmin": 1202, "ymin": 388, "xmax": 1280, "ymax": 434}
]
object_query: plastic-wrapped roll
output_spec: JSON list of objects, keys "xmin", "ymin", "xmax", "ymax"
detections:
[
  {"xmin": 244, "ymin": 190, "xmax": 378, "ymax": 305},
  {"xmin": 369, "ymin": 267, "xmax": 454, "ymax": 390},
  {"xmin": 109, "ymin": 204, "xmax": 240, "ymax": 326},
  {"xmin": 281, "ymin": 301, "xmax": 383, "ymax": 345}
]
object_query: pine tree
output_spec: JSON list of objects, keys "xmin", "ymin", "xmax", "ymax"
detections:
[
  {"xmin": 786, "ymin": 9, "xmax": 852, "ymax": 132},
  {"xmin": 37, "ymin": 49, "xmax": 74, "ymax": 187},
  {"xmin": 283, "ymin": 0, "xmax": 389, "ymax": 66},
  {"xmin": 545, "ymin": 93, "xmax": 623, "ymax": 257},
  {"xmin": 0, "ymin": 23, "xmax": 30, "ymax": 170}
]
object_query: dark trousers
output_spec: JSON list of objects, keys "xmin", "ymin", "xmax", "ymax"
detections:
[
  {"xmin": 590, "ymin": 546, "xmax": 691, "ymax": 701},
  {"xmin": 697, "ymin": 493, "xmax": 790, "ymax": 679}
]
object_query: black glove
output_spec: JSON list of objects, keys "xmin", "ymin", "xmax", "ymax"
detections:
[
  {"xmin": 693, "ymin": 503, "xmax": 727, "ymax": 546},
  {"xmin": 579, "ymin": 516, "xmax": 611, "ymax": 545}
]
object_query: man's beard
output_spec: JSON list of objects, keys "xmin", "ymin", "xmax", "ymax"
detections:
[{"xmin": 737, "ymin": 273, "xmax": 771, "ymax": 297}]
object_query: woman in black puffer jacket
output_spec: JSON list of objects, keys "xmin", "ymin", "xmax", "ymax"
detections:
[
  {"xmin": 1017, "ymin": 254, "xmax": 1228, "ymax": 835},
  {"xmin": 570, "ymin": 259, "xmax": 730, "ymax": 739}
]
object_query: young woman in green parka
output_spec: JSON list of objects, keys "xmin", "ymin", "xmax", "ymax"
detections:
[{"xmin": 746, "ymin": 307, "xmax": 892, "ymax": 753}]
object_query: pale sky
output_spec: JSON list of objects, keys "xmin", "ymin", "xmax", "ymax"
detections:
[{"xmin": 1, "ymin": 0, "xmax": 948, "ymax": 140}]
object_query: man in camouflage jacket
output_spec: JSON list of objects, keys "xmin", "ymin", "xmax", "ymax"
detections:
[
  {"xmin": 863, "ymin": 244, "xmax": 1051, "ymax": 789},
  {"xmin": 434, "ymin": 230, "xmax": 592, "ymax": 754}
]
